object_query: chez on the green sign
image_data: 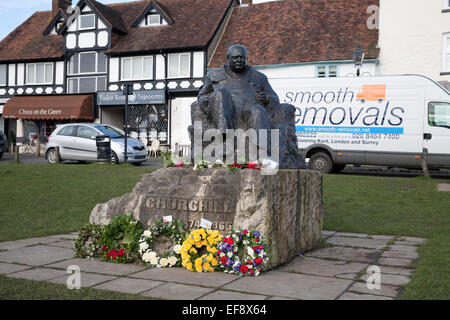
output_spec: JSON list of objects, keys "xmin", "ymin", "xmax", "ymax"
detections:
[{"xmin": 96, "ymin": 90, "xmax": 166, "ymax": 106}]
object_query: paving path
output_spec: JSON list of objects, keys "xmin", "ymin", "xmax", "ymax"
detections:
[{"xmin": 0, "ymin": 231, "xmax": 426, "ymax": 300}]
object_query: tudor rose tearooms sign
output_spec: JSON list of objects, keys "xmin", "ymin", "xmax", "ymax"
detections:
[{"xmin": 96, "ymin": 90, "xmax": 166, "ymax": 106}]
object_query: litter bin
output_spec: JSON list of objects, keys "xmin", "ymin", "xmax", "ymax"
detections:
[{"xmin": 96, "ymin": 135, "xmax": 111, "ymax": 163}]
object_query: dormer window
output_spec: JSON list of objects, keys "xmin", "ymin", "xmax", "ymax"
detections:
[
  {"xmin": 79, "ymin": 14, "xmax": 95, "ymax": 30},
  {"xmin": 146, "ymin": 14, "xmax": 163, "ymax": 26}
]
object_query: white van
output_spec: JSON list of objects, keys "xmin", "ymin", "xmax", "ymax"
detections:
[{"xmin": 269, "ymin": 75, "xmax": 450, "ymax": 173}]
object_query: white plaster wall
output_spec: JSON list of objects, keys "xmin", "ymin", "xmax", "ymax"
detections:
[
  {"xmin": 257, "ymin": 62, "xmax": 378, "ymax": 80},
  {"xmin": 109, "ymin": 58, "xmax": 119, "ymax": 82},
  {"xmin": 156, "ymin": 55, "xmax": 165, "ymax": 80},
  {"xmin": 66, "ymin": 34, "xmax": 77, "ymax": 49},
  {"xmin": 17, "ymin": 64, "xmax": 24, "ymax": 86},
  {"xmin": 8, "ymin": 64, "xmax": 15, "ymax": 86},
  {"xmin": 170, "ymin": 97, "xmax": 195, "ymax": 151},
  {"xmin": 78, "ymin": 32, "xmax": 96, "ymax": 48},
  {"xmin": 193, "ymin": 52, "xmax": 205, "ymax": 78},
  {"xmin": 55, "ymin": 61, "xmax": 64, "ymax": 85},
  {"xmin": 379, "ymin": 0, "xmax": 450, "ymax": 81},
  {"xmin": 97, "ymin": 31, "xmax": 109, "ymax": 47}
]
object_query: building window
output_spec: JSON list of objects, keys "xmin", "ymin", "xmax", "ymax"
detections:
[
  {"xmin": 68, "ymin": 52, "xmax": 107, "ymax": 75},
  {"xmin": 121, "ymin": 56, "xmax": 153, "ymax": 80},
  {"xmin": 67, "ymin": 76, "xmax": 107, "ymax": 94},
  {"xmin": 168, "ymin": 53, "xmax": 190, "ymax": 78},
  {"xmin": 26, "ymin": 63, "xmax": 53, "ymax": 85},
  {"xmin": 79, "ymin": 14, "xmax": 95, "ymax": 30},
  {"xmin": 443, "ymin": 33, "xmax": 450, "ymax": 72},
  {"xmin": 316, "ymin": 65, "xmax": 338, "ymax": 78},
  {"xmin": 0, "ymin": 65, "xmax": 6, "ymax": 86},
  {"xmin": 146, "ymin": 14, "xmax": 162, "ymax": 26}
]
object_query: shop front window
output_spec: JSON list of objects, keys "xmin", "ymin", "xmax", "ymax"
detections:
[{"xmin": 128, "ymin": 104, "xmax": 168, "ymax": 144}]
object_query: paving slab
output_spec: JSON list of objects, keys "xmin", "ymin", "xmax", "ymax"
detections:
[
  {"xmin": 322, "ymin": 230, "xmax": 337, "ymax": 237},
  {"xmin": 338, "ymin": 292, "xmax": 393, "ymax": 300},
  {"xmin": 277, "ymin": 256, "xmax": 367, "ymax": 279},
  {"xmin": 360, "ymin": 273, "xmax": 411, "ymax": 286},
  {"xmin": 93, "ymin": 277, "xmax": 164, "ymax": 294},
  {"xmin": 199, "ymin": 290, "xmax": 268, "ymax": 300},
  {"xmin": 45, "ymin": 240, "xmax": 75, "ymax": 250},
  {"xmin": 334, "ymin": 232, "xmax": 369, "ymax": 238},
  {"xmin": 437, "ymin": 183, "xmax": 450, "ymax": 192},
  {"xmin": 130, "ymin": 267, "xmax": 237, "ymax": 288},
  {"xmin": 0, "ymin": 262, "xmax": 31, "ymax": 275},
  {"xmin": 395, "ymin": 236, "xmax": 427, "ymax": 244},
  {"xmin": 368, "ymin": 235, "xmax": 395, "ymax": 240},
  {"xmin": 46, "ymin": 258, "xmax": 147, "ymax": 276},
  {"xmin": 267, "ymin": 296, "xmax": 297, "ymax": 300},
  {"xmin": 0, "ymin": 245, "xmax": 74, "ymax": 266},
  {"xmin": 306, "ymin": 246, "xmax": 381, "ymax": 264},
  {"xmin": 7, "ymin": 268, "xmax": 67, "ymax": 281},
  {"xmin": 393, "ymin": 240, "xmax": 424, "ymax": 246},
  {"xmin": 348, "ymin": 281, "xmax": 401, "ymax": 298},
  {"xmin": 48, "ymin": 272, "xmax": 116, "ymax": 288},
  {"xmin": 0, "ymin": 237, "xmax": 57, "ymax": 251},
  {"xmin": 141, "ymin": 283, "xmax": 215, "ymax": 300},
  {"xmin": 377, "ymin": 257, "xmax": 415, "ymax": 268},
  {"xmin": 326, "ymin": 236, "xmax": 389, "ymax": 249},
  {"xmin": 46, "ymin": 234, "xmax": 78, "ymax": 240},
  {"xmin": 381, "ymin": 249, "xmax": 419, "ymax": 260},
  {"xmin": 376, "ymin": 266, "xmax": 414, "ymax": 276},
  {"xmin": 222, "ymin": 271, "xmax": 352, "ymax": 300}
]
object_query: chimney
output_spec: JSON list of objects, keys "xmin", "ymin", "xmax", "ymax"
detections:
[
  {"xmin": 241, "ymin": 0, "xmax": 253, "ymax": 6},
  {"xmin": 52, "ymin": 0, "xmax": 72, "ymax": 17}
]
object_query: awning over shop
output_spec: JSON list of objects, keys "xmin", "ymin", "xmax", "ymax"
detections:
[{"xmin": 2, "ymin": 95, "xmax": 93, "ymax": 120}]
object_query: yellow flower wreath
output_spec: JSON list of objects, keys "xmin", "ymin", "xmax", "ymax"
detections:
[{"xmin": 180, "ymin": 228, "xmax": 222, "ymax": 272}]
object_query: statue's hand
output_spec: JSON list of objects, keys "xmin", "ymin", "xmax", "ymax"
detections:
[
  {"xmin": 256, "ymin": 91, "xmax": 269, "ymax": 104},
  {"xmin": 198, "ymin": 95, "xmax": 209, "ymax": 105}
]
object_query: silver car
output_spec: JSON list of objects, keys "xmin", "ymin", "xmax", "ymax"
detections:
[{"xmin": 45, "ymin": 123, "xmax": 148, "ymax": 165}]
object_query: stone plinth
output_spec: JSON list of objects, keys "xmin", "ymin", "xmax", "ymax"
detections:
[{"xmin": 89, "ymin": 168, "xmax": 323, "ymax": 269}]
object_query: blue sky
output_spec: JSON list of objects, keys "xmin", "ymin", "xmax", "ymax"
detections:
[{"xmin": 0, "ymin": 0, "xmax": 127, "ymax": 41}]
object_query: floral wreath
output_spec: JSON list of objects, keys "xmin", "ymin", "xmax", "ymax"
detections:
[
  {"xmin": 139, "ymin": 218, "xmax": 188, "ymax": 268},
  {"xmin": 74, "ymin": 223, "xmax": 104, "ymax": 259},
  {"xmin": 180, "ymin": 228, "xmax": 222, "ymax": 272},
  {"xmin": 99, "ymin": 213, "xmax": 144, "ymax": 263},
  {"xmin": 216, "ymin": 229, "xmax": 268, "ymax": 276}
]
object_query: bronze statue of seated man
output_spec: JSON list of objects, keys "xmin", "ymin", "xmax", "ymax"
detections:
[{"xmin": 189, "ymin": 44, "xmax": 305, "ymax": 169}]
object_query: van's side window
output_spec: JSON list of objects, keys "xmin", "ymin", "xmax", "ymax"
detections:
[{"xmin": 429, "ymin": 102, "xmax": 450, "ymax": 128}]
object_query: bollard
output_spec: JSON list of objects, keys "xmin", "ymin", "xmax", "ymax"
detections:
[{"xmin": 14, "ymin": 145, "xmax": 20, "ymax": 163}]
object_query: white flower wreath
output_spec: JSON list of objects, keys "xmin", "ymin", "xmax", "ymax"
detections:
[{"xmin": 138, "ymin": 218, "xmax": 187, "ymax": 268}]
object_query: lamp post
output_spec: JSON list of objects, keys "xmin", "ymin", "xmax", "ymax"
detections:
[
  {"xmin": 352, "ymin": 43, "xmax": 365, "ymax": 77},
  {"xmin": 123, "ymin": 84, "xmax": 133, "ymax": 164}
]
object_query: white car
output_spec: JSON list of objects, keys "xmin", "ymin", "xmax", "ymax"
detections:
[{"xmin": 45, "ymin": 123, "xmax": 148, "ymax": 165}]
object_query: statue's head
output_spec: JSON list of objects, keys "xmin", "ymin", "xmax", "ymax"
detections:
[{"xmin": 227, "ymin": 44, "xmax": 248, "ymax": 73}]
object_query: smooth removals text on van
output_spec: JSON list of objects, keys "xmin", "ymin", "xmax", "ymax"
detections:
[{"xmin": 269, "ymin": 75, "xmax": 450, "ymax": 173}]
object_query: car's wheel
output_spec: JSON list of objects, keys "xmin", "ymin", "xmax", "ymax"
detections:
[
  {"xmin": 46, "ymin": 148, "xmax": 60, "ymax": 164},
  {"xmin": 308, "ymin": 152, "xmax": 334, "ymax": 173},
  {"xmin": 111, "ymin": 151, "xmax": 119, "ymax": 165}
]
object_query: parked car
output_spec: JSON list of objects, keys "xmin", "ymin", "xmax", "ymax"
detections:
[
  {"xmin": 45, "ymin": 123, "xmax": 148, "ymax": 165},
  {"xmin": 0, "ymin": 130, "xmax": 8, "ymax": 159}
]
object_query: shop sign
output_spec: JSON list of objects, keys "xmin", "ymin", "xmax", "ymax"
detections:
[{"xmin": 97, "ymin": 90, "xmax": 166, "ymax": 106}]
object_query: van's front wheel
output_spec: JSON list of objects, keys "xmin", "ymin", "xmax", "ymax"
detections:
[{"xmin": 308, "ymin": 152, "xmax": 334, "ymax": 173}]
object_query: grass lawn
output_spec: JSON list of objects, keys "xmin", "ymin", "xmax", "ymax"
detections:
[
  {"xmin": 323, "ymin": 174, "xmax": 450, "ymax": 300},
  {"xmin": 0, "ymin": 163, "xmax": 449, "ymax": 299},
  {"xmin": 0, "ymin": 162, "xmax": 154, "ymax": 242}
]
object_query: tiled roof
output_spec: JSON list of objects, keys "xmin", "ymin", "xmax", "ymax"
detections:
[
  {"xmin": 209, "ymin": 0, "xmax": 380, "ymax": 68},
  {"xmin": 107, "ymin": 0, "xmax": 234, "ymax": 54},
  {"xmin": 0, "ymin": 0, "xmax": 234, "ymax": 62},
  {"xmin": 0, "ymin": 11, "xmax": 63, "ymax": 62}
]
